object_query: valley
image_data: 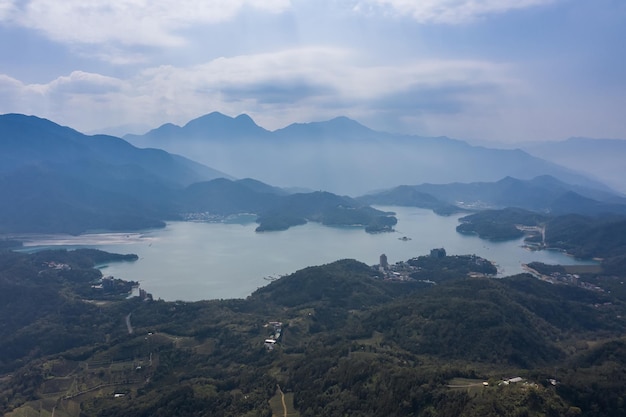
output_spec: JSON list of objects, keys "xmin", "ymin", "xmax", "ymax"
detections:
[{"xmin": 3, "ymin": 1, "xmax": 625, "ymax": 415}]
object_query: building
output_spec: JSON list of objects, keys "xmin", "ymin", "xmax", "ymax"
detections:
[
  {"xmin": 380, "ymin": 253, "xmax": 389, "ymax": 270},
  {"xmin": 430, "ymin": 248, "xmax": 447, "ymax": 258}
]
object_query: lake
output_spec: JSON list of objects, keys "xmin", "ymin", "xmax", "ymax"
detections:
[{"xmin": 18, "ymin": 207, "xmax": 594, "ymax": 301}]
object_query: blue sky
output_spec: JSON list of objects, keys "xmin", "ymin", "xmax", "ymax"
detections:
[{"xmin": 0, "ymin": 0, "xmax": 625, "ymax": 142}]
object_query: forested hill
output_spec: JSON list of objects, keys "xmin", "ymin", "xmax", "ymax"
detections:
[
  {"xmin": 0, "ymin": 113, "xmax": 227, "ymax": 186},
  {"xmin": 2, "ymin": 248, "xmax": 626, "ymax": 416},
  {"xmin": 359, "ymin": 175, "xmax": 626, "ymax": 216},
  {"xmin": 454, "ymin": 207, "xmax": 626, "ymax": 274},
  {"xmin": 0, "ymin": 114, "xmax": 393, "ymax": 234},
  {"xmin": 0, "ymin": 114, "xmax": 228, "ymax": 233}
]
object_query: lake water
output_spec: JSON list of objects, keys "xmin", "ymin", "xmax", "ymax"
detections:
[{"xmin": 18, "ymin": 207, "xmax": 594, "ymax": 301}]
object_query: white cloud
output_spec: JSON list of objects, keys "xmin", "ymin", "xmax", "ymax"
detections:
[
  {"xmin": 0, "ymin": 0, "xmax": 16, "ymax": 20},
  {"xmin": 3, "ymin": 0, "xmax": 291, "ymax": 47},
  {"xmin": 0, "ymin": 0, "xmax": 555, "ymax": 50},
  {"xmin": 0, "ymin": 73, "xmax": 21, "ymax": 90},
  {"xmin": 44, "ymin": 71, "xmax": 125, "ymax": 94},
  {"xmin": 2, "ymin": 45, "xmax": 623, "ymax": 142},
  {"xmin": 354, "ymin": 0, "xmax": 555, "ymax": 23},
  {"xmin": 0, "ymin": 48, "xmax": 516, "ymax": 135}
]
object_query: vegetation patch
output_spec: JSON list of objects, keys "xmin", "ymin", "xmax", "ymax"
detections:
[{"xmin": 1, "ymin": 249, "xmax": 625, "ymax": 416}]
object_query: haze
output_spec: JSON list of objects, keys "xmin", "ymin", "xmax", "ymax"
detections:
[{"xmin": 1, "ymin": 0, "xmax": 625, "ymax": 144}]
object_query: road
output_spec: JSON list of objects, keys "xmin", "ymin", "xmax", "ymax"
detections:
[
  {"xmin": 125, "ymin": 313, "xmax": 133, "ymax": 334},
  {"xmin": 277, "ymin": 384, "xmax": 287, "ymax": 417}
]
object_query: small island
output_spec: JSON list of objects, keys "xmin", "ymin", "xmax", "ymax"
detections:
[
  {"xmin": 456, "ymin": 208, "xmax": 547, "ymax": 241},
  {"xmin": 254, "ymin": 192, "xmax": 398, "ymax": 233}
]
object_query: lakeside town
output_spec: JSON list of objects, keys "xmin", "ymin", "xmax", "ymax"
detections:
[{"xmin": 375, "ymin": 248, "xmax": 498, "ymax": 283}]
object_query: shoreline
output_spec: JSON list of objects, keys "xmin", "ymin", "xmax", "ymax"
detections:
[{"xmin": 8, "ymin": 231, "xmax": 156, "ymax": 247}]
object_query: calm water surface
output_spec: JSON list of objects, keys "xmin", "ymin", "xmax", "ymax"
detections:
[{"xmin": 19, "ymin": 207, "xmax": 594, "ymax": 301}]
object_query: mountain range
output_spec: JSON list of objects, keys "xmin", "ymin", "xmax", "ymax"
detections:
[
  {"xmin": 3, "ymin": 112, "xmax": 626, "ymax": 235},
  {"xmin": 359, "ymin": 175, "xmax": 626, "ymax": 216},
  {"xmin": 3, "ymin": 113, "xmax": 626, "ymax": 416},
  {"xmin": 0, "ymin": 114, "xmax": 229, "ymax": 233},
  {"xmin": 521, "ymin": 137, "xmax": 626, "ymax": 194},
  {"xmin": 0, "ymin": 114, "xmax": 394, "ymax": 234},
  {"xmin": 124, "ymin": 112, "xmax": 610, "ymax": 196}
]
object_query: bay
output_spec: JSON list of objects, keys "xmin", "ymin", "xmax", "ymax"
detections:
[{"xmin": 18, "ymin": 207, "xmax": 594, "ymax": 301}]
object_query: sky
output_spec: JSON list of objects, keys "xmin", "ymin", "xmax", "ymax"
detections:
[{"xmin": 0, "ymin": 0, "xmax": 625, "ymax": 143}]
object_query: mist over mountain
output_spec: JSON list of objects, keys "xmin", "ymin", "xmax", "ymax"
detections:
[
  {"xmin": 126, "ymin": 112, "xmax": 272, "ymax": 143},
  {"xmin": 124, "ymin": 112, "xmax": 607, "ymax": 196},
  {"xmin": 360, "ymin": 175, "xmax": 626, "ymax": 216},
  {"xmin": 521, "ymin": 137, "xmax": 626, "ymax": 194},
  {"xmin": 0, "ymin": 114, "xmax": 395, "ymax": 234},
  {"xmin": 1, "ymin": 114, "xmax": 229, "ymax": 186},
  {"xmin": 4, "ymin": 112, "xmax": 621, "ymax": 234},
  {"xmin": 4, "ymin": 116, "xmax": 626, "ymax": 416},
  {"xmin": 0, "ymin": 114, "xmax": 234, "ymax": 233}
]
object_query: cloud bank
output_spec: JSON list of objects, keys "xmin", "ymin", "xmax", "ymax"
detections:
[
  {"xmin": 1, "ymin": 0, "xmax": 555, "ymax": 48},
  {"xmin": 0, "ymin": 0, "xmax": 624, "ymax": 142},
  {"xmin": 0, "ymin": 47, "xmax": 517, "ymax": 136},
  {"xmin": 355, "ymin": 0, "xmax": 555, "ymax": 23},
  {"xmin": 1, "ymin": 1, "xmax": 290, "ymax": 46}
]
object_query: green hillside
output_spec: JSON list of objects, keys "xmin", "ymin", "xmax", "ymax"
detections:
[{"xmin": 1, "ymin": 248, "xmax": 625, "ymax": 417}]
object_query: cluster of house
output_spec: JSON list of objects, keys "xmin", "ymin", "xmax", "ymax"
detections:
[
  {"xmin": 548, "ymin": 271, "xmax": 581, "ymax": 285},
  {"xmin": 376, "ymin": 253, "xmax": 418, "ymax": 281},
  {"xmin": 578, "ymin": 281, "xmax": 604, "ymax": 292},
  {"xmin": 91, "ymin": 275, "xmax": 117, "ymax": 290},
  {"xmin": 376, "ymin": 249, "xmax": 447, "ymax": 281},
  {"xmin": 528, "ymin": 267, "xmax": 605, "ymax": 292},
  {"xmin": 501, "ymin": 377, "xmax": 524, "ymax": 385},
  {"xmin": 180, "ymin": 212, "xmax": 225, "ymax": 222},
  {"xmin": 90, "ymin": 276, "xmax": 152, "ymax": 300},
  {"xmin": 42, "ymin": 261, "xmax": 71, "ymax": 270},
  {"xmin": 264, "ymin": 321, "xmax": 283, "ymax": 350}
]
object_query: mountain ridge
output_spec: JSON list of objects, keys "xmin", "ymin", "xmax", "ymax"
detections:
[
  {"xmin": 0, "ymin": 114, "xmax": 397, "ymax": 234},
  {"xmin": 359, "ymin": 175, "xmax": 626, "ymax": 216},
  {"xmin": 0, "ymin": 113, "xmax": 230, "ymax": 186},
  {"xmin": 521, "ymin": 137, "xmax": 626, "ymax": 194},
  {"xmin": 123, "ymin": 111, "xmax": 610, "ymax": 195}
]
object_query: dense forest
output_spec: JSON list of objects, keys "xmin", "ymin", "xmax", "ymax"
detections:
[
  {"xmin": 456, "ymin": 208, "xmax": 549, "ymax": 240},
  {"xmin": 1, "ymin": 248, "xmax": 625, "ymax": 417},
  {"xmin": 456, "ymin": 209, "xmax": 626, "ymax": 268}
]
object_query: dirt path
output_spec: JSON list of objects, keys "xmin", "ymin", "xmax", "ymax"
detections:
[
  {"xmin": 277, "ymin": 384, "xmax": 287, "ymax": 417},
  {"xmin": 125, "ymin": 313, "xmax": 133, "ymax": 334},
  {"xmin": 447, "ymin": 383, "xmax": 485, "ymax": 388}
]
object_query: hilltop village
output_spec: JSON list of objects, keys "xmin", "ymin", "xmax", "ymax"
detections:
[{"xmin": 375, "ymin": 248, "xmax": 498, "ymax": 282}]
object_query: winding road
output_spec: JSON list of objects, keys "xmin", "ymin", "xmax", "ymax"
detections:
[{"xmin": 277, "ymin": 384, "xmax": 287, "ymax": 417}]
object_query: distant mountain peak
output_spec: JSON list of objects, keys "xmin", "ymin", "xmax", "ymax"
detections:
[
  {"xmin": 234, "ymin": 113, "xmax": 255, "ymax": 123},
  {"xmin": 327, "ymin": 115, "xmax": 364, "ymax": 125},
  {"xmin": 272, "ymin": 115, "xmax": 379, "ymax": 141},
  {"xmin": 184, "ymin": 111, "xmax": 232, "ymax": 127},
  {"xmin": 283, "ymin": 115, "xmax": 370, "ymax": 130},
  {"xmin": 130, "ymin": 111, "xmax": 269, "ymax": 142},
  {"xmin": 183, "ymin": 112, "xmax": 262, "ymax": 129},
  {"xmin": 1, "ymin": 113, "xmax": 80, "ymax": 137},
  {"xmin": 122, "ymin": 112, "xmax": 615, "ymax": 195}
]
